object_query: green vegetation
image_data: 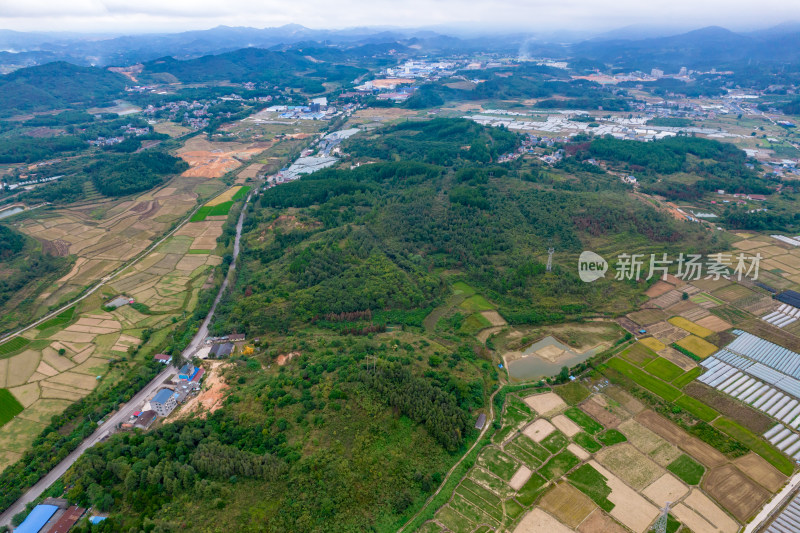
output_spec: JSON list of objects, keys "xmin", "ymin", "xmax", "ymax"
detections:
[
  {"xmin": 567, "ymin": 463, "xmax": 614, "ymax": 512},
  {"xmin": 0, "ymin": 337, "xmax": 31, "ymax": 357},
  {"xmin": 36, "ymin": 307, "xmax": 76, "ymax": 331},
  {"xmin": 596, "ymin": 429, "xmax": 627, "ymax": 446},
  {"xmin": 673, "ymin": 367, "xmax": 703, "ymax": 389},
  {"xmin": 666, "ymin": 454, "xmax": 705, "ymax": 485},
  {"xmin": 573, "ymin": 432, "xmax": 602, "ymax": 453},
  {"xmin": 564, "ymin": 407, "xmax": 604, "ymax": 434},
  {"xmin": 515, "ymin": 473, "xmax": 548, "ymax": 506},
  {"xmin": 539, "ymin": 450, "xmax": 580, "ymax": 480},
  {"xmin": 190, "ymin": 206, "xmax": 214, "ymax": 222},
  {"xmin": 555, "ymin": 381, "xmax": 590, "ymax": 405},
  {"xmin": 88, "ymin": 151, "xmax": 189, "ymax": 197},
  {"xmin": 605, "ymin": 357, "xmax": 682, "ymax": 401},
  {"xmin": 460, "ymin": 295, "xmax": 495, "ymax": 312},
  {"xmin": 619, "ymin": 343, "xmax": 658, "ymax": 367},
  {"xmin": 644, "ymin": 357, "xmax": 685, "ymax": 382},
  {"xmin": 0, "ymin": 389, "xmax": 24, "ymax": 427},
  {"xmin": 675, "ymin": 395, "xmax": 718, "ymax": 422},
  {"xmin": 541, "ymin": 431, "xmax": 569, "ymax": 454},
  {"xmin": 232, "ymin": 185, "xmax": 252, "ymax": 201},
  {"xmin": 713, "ymin": 418, "xmax": 795, "ymax": 476}
]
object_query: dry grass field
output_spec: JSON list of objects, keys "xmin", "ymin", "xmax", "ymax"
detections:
[
  {"xmin": 702, "ymin": 464, "xmax": 769, "ymax": 521},
  {"xmin": 538, "ymin": 482, "xmax": 596, "ymax": 528}
]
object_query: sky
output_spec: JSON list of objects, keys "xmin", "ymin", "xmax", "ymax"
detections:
[{"xmin": 1, "ymin": 0, "xmax": 799, "ymax": 34}]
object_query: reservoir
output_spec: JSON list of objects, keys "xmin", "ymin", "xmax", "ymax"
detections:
[{"xmin": 506, "ymin": 335, "xmax": 599, "ymax": 382}]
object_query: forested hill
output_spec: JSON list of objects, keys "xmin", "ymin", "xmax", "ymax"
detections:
[
  {"xmin": 211, "ymin": 118, "xmax": 717, "ymax": 335},
  {"xmin": 139, "ymin": 48, "xmax": 367, "ymax": 90},
  {"xmin": 0, "ymin": 61, "xmax": 127, "ymax": 115},
  {"xmin": 43, "ymin": 118, "xmax": 723, "ymax": 533}
]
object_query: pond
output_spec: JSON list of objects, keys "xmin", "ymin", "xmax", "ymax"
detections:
[
  {"xmin": 506, "ymin": 335, "xmax": 599, "ymax": 382},
  {"xmin": 0, "ymin": 206, "xmax": 24, "ymax": 220}
]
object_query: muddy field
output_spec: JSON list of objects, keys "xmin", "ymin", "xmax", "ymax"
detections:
[{"xmin": 636, "ymin": 411, "xmax": 727, "ymax": 468}]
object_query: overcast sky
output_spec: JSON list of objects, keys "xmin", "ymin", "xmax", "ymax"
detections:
[{"xmin": 1, "ymin": 0, "xmax": 799, "ymax": 34}]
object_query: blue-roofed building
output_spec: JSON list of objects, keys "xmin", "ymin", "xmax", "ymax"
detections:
[
  {"xmin": 151, "ymin": 388, "xmax": 178, "ymax": 417},
  {"xmin": 89, "ymin": 516, "xmax": 107, "ymax": 524},
  {"xmin": 16, "ymin": 504, "xmax": 58, "ymax": 533}
]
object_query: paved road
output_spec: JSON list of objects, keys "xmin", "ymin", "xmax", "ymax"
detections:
[
  {"xmin": 0, "ymin": 364, "xmax": 175, "ymax": 528},
  {"xmin": 744, "ymin": 471, "xmax": 800, "ymax": 533},
  {"xmin": 0, "ymin": 195, "xmax": 254, "ymax": 529}
]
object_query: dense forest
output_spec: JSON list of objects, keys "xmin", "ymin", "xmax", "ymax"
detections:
[
  {"xmin": 0, "ymin": 62, "xmax": 127, "ymax": 115},
  {"xmin": 87, "ymin": 151, "xmax": 189, "ymax": 197}
]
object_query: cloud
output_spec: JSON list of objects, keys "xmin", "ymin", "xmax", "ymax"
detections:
[{"xmin": 0, "ymin": 0, "xmax": 799, "ymax": 33}]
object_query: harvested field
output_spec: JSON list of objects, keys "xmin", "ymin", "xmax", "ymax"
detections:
[
  {"xmin": 628, "ymin": 309, "xmax": 667, "ymax": 326},
  {"xmin": 551, "ymin": 414, "xmax": 581, "ymax": 437},
  {"xmin": 523, "ymin": 392, "xmax": 566, "ymax": 416},
  {"xmin": 674, "ymin": 489, "xmax": 739, "ymax": 533},
  {"xmin": 577, "ymin": 509, "xmax": 628, "ymax": 533},
  {"xmin": 538, "ymin": 482, "xmax": 596, "ymax": 528},
  {"xmin": 618, "ymin": 343, "xmax": 657, "ymax": 366},
  {"xmin": 695, "ymin": 315, "xmax": 733, "ymax": 333},
  {"xmin": 579, "ymin": 396, "xmax": 623, "ymax": 428},
  {"xmin": 522, "ymin": 419, "xmax": 556, "ymax": 443},
  {"xmin": 604, "ymin": 387, "xmax": 645, "ymax": 416},
  {"xmin": 45, "ymin": 371, "xmax": 98, "ymax": 391},
  {"xmin": 205, "ymin": 186, "xmax": 244, "ymax": 206},
  {"xmin": 702, "ymin": 464, "xmax": 768, "ymax": 521},
  {"xmin": 690, "ymin": 277, "xmax": 733, "ymax": 292},
  {"xmin": 596, "ymin": 443, "xmax": 663, "ymax": 490},
  {"xmin": 642, "ymin": 473, "xmax": 689, "ymax": 505},
  {"xmin": 639, "ymin": 337, "xmax": 666, "ymax": 352},
  {"xmin": 567, "ymin": 443, "xmax": 590, "ymax": 461},
  {"xmin": 683, "ymin": 382, "xmax": 772, "ymax": 433},
  {"xmin": 178, "ymin": 145, "xmax": 267, "ymax": 178},
  {"xmin": 6, "ymin": 350, "xmax": 40, "ymax": 387},
  {"xmin": 645, "ymin": 281, "xmax": 675, "ymax": 298},
  {"xmin": 733, "ymin": 453, "xmax": 786, "ymax": 492},
  {"xmin": 636, "ymin": 411, "xmax": 727, "ymax": 468},
  {"xmin": 647, "ymin": 321, "xmax": 689, "ymax": 344},
  {"xmin": 668, "ymin": 316, "xmax": 714, "ymax": 338},
  {"xmin": 657, "ymin": 346, "xmax": 697, "ymax": 371},
  {"xmin": 711, "ymin": 283, "xmax": 757, "ymax": 303},
  {"xmin": 675, "ymin": 334, "xmax": 717, "ymax": 359},
  {"xmin": 513, "ymin": 508, "xmax": 572, "ymax": 533},
  {"xmin": 588, "ymin": 460, "xmax": 660, "ymax": 533},
  {"xmin": 667, "ymin": 299, "xmax": 710, "ymax": 321},
  {"xmin": 618, "ymin": 419, "xmax": 681, "ymax": 467},
  {"xmin": 650, "ymin": 290, "xmax": 683, "ymax": 309},
  {"xmin": 17, "ymin": 398, "xmax": 71, "ymax": 424},
  {"xmin": 480, "ymin": 310, "xmax": 507, "ymax": 326},
  {"xmin": 508, "ymin": 465, "xmax": 532, "ymax": 490},
  {"xmin": 7, "ymin": 383, "xmax": 38, "ymax": 408}
]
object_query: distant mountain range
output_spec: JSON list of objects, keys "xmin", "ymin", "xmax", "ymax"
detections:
[{"xmin": 2, "ymin": 22, "xmax": 800, "ymax": 73}]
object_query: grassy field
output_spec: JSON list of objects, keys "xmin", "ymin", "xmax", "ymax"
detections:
[
  {"xmin": 673, "ymin": 367, "xmax": 703, "ymax": 389},
  {"xmin": 555, "ymin": 382, "xmax": 590, "ymax": 405},
  {"xmin": 618, "ymin": 342, "xmax": 658, "ymax": 367},
  {"xmin": 459, "ymin": 295, "xmax": 495, "ymax": 312},
  {"xmin": 0, "ymin": 389, "xmax": 24, "ymax": 427},
  {"xmin": 643, "ymin": 357, "xmax": 685, "ymax": 382},
  {"xmin": 0, "ymin": 337, "xmax": 31, "ymax": 358},
  {"xmin": 713, "ymin": 418, "xmax": 794, "ymax": 476},
  {"xmin": 675, "ymin": 395, "xmax": 718, "ymax": 422},
  {"xmin": 566, "ymin": 463, "xmax": 614, "ymax": 512},
  {"xmin": 36, "ymin": 307, "xmax": 76, "ymax": 331},
  {"xmin": 597, "ymin": 429, "xmax": 627, "ymax": 446},
  {"xmin": 539, "ymin": 450, "xmax": 580, "ymax": 480},
  {"xmin": 605, "ymin": 357, "xmax": 682, "ymax": 401},
  {"xmin": 573, "ymin": 432, "xmax": 602, "ymax": 453},
  {"xmin": 564, "ymin": 407, "xmax": 604, "ymax": 434},
  {"xmin": 541, "ymin": 431, "xmax": 569, "ymax": 454},
  {"xmin": 667, "ymin": 454, "xmax": 705, "ymax": 485}
]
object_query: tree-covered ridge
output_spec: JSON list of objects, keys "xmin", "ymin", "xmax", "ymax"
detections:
[
  {"xmin": 0, "ymin": 225, "xmax": 25, "ymax": 260},
  {"xmin": 87, "ymin": 151, "xmax": 189, "ymax": 197},
  {"xmin": 212, "ymin": 119, "xmax": 714, "ymax": 337},
  {"xmin": 0, "ymin": 61, "xmax": 127, "ymax": 115}
]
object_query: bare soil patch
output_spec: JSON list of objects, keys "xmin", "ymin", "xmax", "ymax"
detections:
[
  {"xmin": 508, "ymin": 465, "xmax": 532, "ymax": 490},
  {"xmin": 677, "ymin": 489, "xmax": 740, "ymax": 533},
  {"xmin": 514, "ymin": 508, "xmax": 573, "ymax": 533},
  {"xmin": 657, "ymin": 346, "xmax": 697, "ymax": 371},
  {"xmin": 538, "ymin": 482, "xmax": 596, "ymax": 528},
  {"xmin": 683, "ymin": 382, "xmax": 772, "ymax": 433},
  {"xmin": 577, "ymin": 509, "xmax": 628, "ymax": 533},
  {"xmin": 523, "ymin": 392, "xmax": 566, "ymax": 416},
  {"xmin": 522, "ymin": 419, "xmax": 556, "ymax": 443},
  {"xmin": 618, "ymin": 419, "xmax": 681, "ymax": 467},
  {"xmin": 580, "ymin": 396, "xmax": 623, "ymax": 428},
  {"xmin": 733, "ymin": 452, "xmax": 787, "ymax": 492},
  {"xmin": 480, "ymin": 310, "xmax": 507, "ymax": 326},
  {"xmin": 636, "ymin": 410, "xmax": 727, "ymax": 468},
  {"xmin": 645, "ymin": 281, "xmax": 675, "ymax": 298},
  {"xmin": 642, "ymin": 472, "xmax": 688, "ymax": 505},
  {"xmin": 702, "ymin": 464, "xmax": 768, "ymax": 521},
  {"xmin": 589, "ymin": 460, "xmax": 660, "ymax": 532},
  {"xmin": 695, "ymin": 315, "xmax": 733, "ymax": 333},
  {"xmin": 276, "ymin": 351, "xmax": 299, "ymax": 366},
  {"xmin": 551, "ymin": 414, "xmax": 581, "ymax": 437}
]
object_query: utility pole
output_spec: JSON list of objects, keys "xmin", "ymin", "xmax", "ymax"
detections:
[{"xmin": 654, "ymin": 501, "xmax": 671, "ymax": 533}]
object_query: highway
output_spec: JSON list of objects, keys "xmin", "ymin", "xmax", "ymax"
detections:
[{"xmin": 0, "ymin": 193, "xmax": 254, "ymax": 530}]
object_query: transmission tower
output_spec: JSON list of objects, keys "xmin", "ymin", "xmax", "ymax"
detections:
[
  {"xmin": 546, "ymin": 248, "xmax": 555, "ymax": 272},
  {"xmin": 653, "ymin": 502, "xmax": 671, "ymax": 533}
]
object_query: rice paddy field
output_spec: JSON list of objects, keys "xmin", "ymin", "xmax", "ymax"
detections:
[
  {"xmin": 0, "ymin": 222, "xmax": 224, "ymax": 473},
  {"xmin": 9, "ymin": 172, "xmax": 225, "ymax": 322}
]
